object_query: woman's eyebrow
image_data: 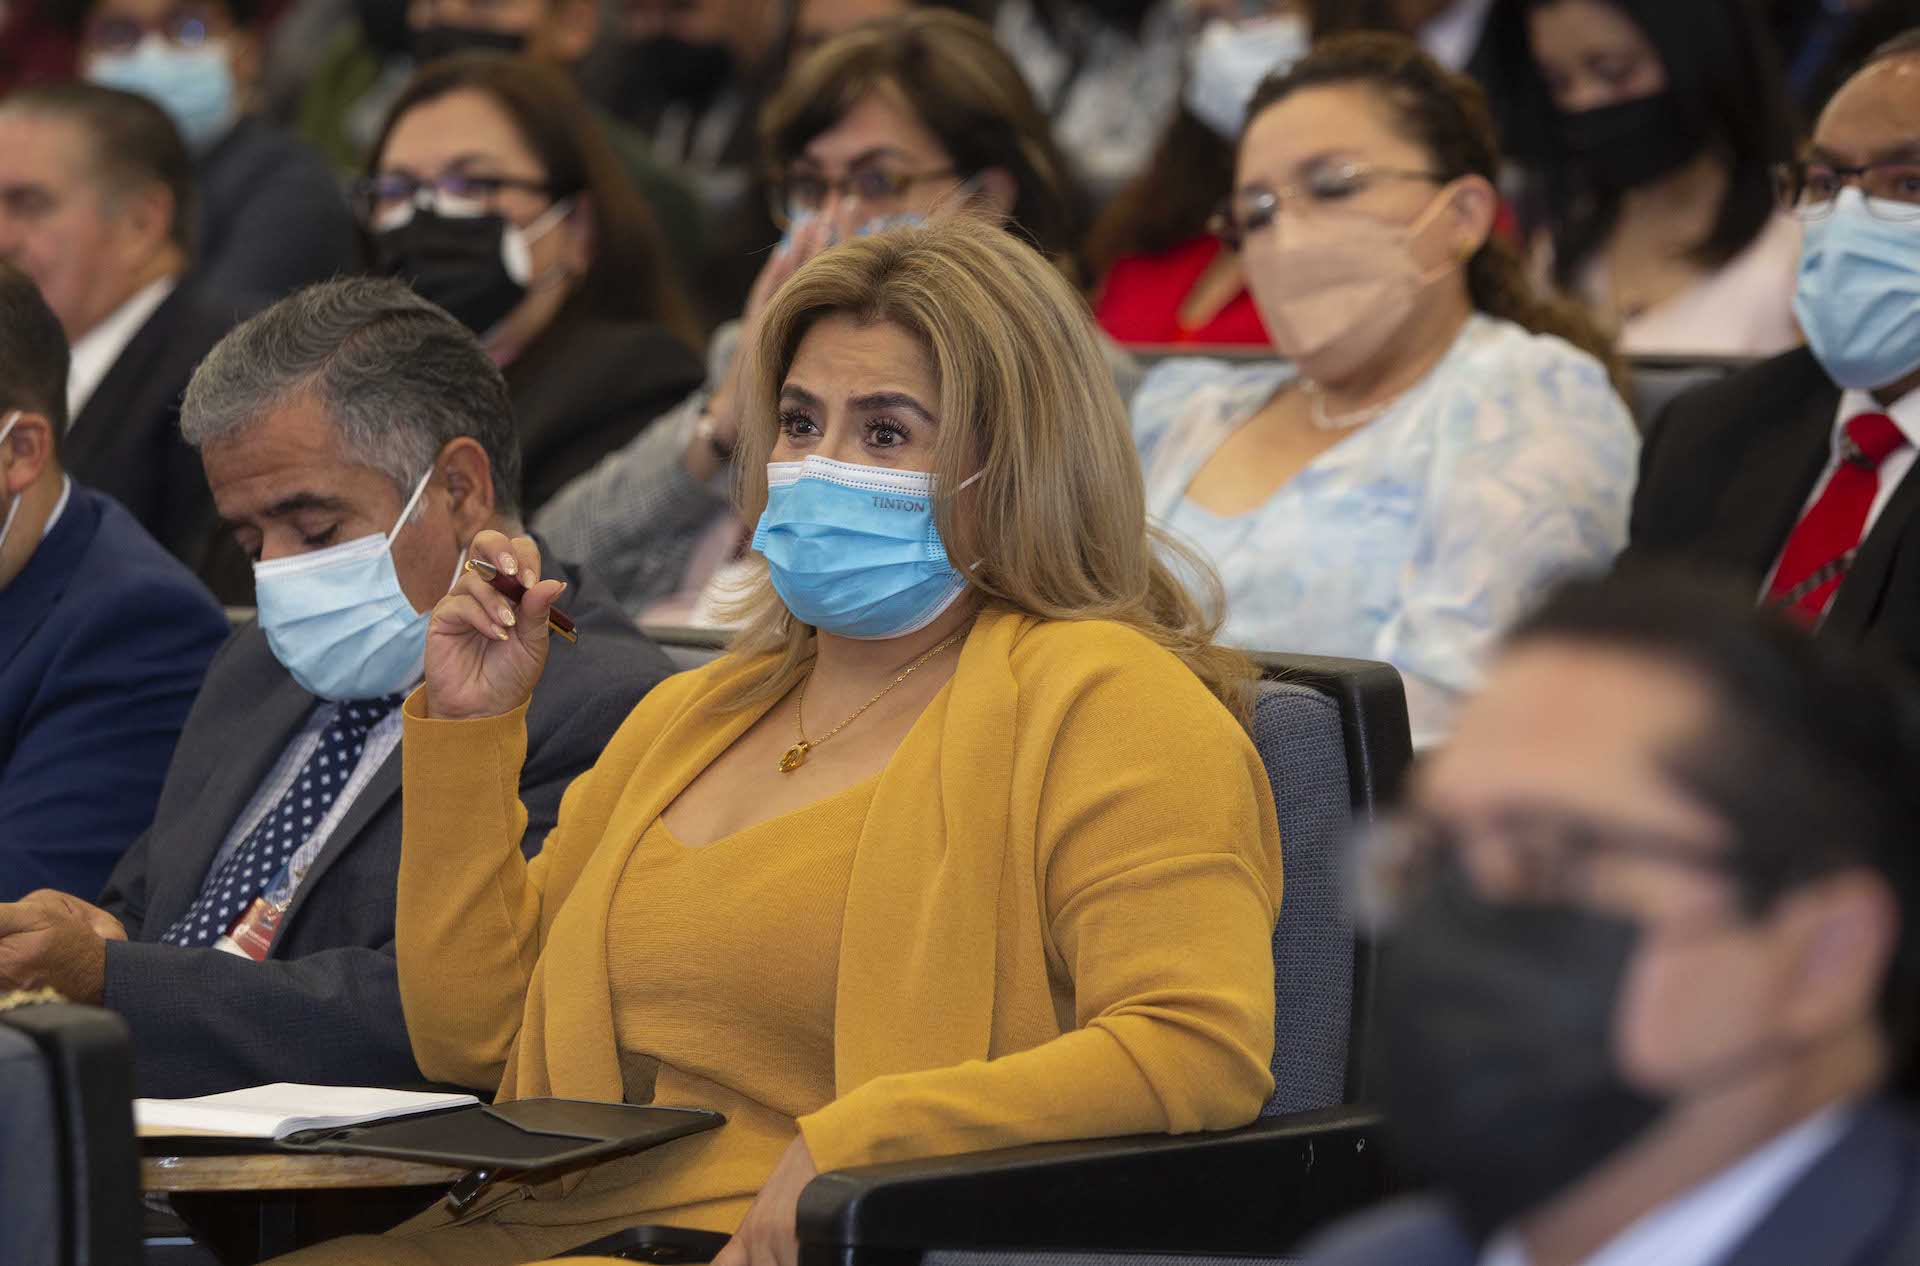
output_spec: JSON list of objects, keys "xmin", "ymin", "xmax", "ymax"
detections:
[{"xmin": 850, "ymin": 391, "xmax": 938, "ymax": 425}]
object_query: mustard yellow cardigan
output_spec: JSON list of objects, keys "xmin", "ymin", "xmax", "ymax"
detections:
[{"xmin": 395, "ymin": 608, "xmax": 1283, "ymax": 1230}]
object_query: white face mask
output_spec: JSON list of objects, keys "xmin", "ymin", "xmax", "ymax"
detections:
[
  {"xmin": 1183, "ymin": 14, "xmax": 1311, "ymax": 141},
  {"xmin": 0, "ymin": 411, "xmax": 22, "ymax": 563}
]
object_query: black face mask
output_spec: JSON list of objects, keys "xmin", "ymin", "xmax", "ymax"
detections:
[
  {"xmin": 1371, "ymin": 878, "xmax": 1668, "ymax": 1239},
  {"xmin": 619, "ymin": 36, "xmax": 733, "ymax": 115},
  {"xmin": 375, "ymin": 207, "xmax": 529, "ymax": 336},
  {"xmin": 1557, "ymin": 91, "xmax": 1708, "ymax": 193},
  {"xmin": 411, "ymin": 23, "xmax": 529, "ymax": 64}
]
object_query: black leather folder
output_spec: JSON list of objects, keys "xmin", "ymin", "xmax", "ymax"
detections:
[{"xmin": 276, "ymin": 1099, "xmax": 724, "ymax": 1193}]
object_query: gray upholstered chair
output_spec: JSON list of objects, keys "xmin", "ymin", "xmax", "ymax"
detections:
[
  {"xmin": 1627, "ymin": 355, "xmax": 1753, "ymax": 432},
  {"xmin": 0, "ymin": 999, "xmax": 141, "ymax": 1266}
]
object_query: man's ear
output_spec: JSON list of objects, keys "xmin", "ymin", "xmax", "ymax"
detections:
[
  {"xmin": 437, "ymin": 436, "xmax": 498, "ymax": 542},
  {"xmin": 117, "ymin": 181, "xmax": 180, "ymax": 265},
  {"xmin": 1, "ymin": 413, "xmax": 55, "ymax": 495},
  {"xmin": 1774, "ymin": 870, "xmax": 1900, "ymax": 1043},
  {"xmin": 226, "ymin": 28, "xmax": 266, "ymax": 100}
]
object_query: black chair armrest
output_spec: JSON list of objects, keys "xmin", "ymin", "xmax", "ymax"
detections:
[
  {"xmin": 3, "ymin": 1002, "xmax": 140, "ymax": 1266},
  {"xmin": 795, "ymin": 1107, "xmax": 1386, "ymax": 1266}
]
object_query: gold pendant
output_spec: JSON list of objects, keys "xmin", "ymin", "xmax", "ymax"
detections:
[{"xmin": 779, "ymin": 741, "xmax": 811, "ymax": 773}]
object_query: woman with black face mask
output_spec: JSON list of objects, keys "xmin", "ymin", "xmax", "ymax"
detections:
[
  {"xmin": 360, "ymin": 53, "xmax": 705, "ymax": 516},
  {"xmin": 1502, "ymin": 0, "xmax": 1802, "ymax": 357}
]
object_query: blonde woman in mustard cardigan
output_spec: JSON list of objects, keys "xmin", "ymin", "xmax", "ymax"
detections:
[{"xmin": 277, "ymin": 218, "xmax": 1285, "ymax": 1266}]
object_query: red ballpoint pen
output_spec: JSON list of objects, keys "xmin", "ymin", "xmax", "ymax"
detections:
[{"xmin": 464, "ymin": 557, "xmax": 579, "ymax": 643}]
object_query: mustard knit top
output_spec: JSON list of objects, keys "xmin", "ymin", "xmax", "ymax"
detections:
[{"xmin": 392, "ymin": 609, "xmax": 1284, "ymax": 1241}]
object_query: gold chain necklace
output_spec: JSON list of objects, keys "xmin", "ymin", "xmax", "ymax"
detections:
[{"xmin": 779, "ymin": 621, "xmax": 974, "ymax": 773}]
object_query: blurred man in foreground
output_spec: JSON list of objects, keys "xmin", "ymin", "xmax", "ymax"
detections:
[{"xmin": 1310, "ymin": 574, "xmax": 1920, "ymax": 1265}]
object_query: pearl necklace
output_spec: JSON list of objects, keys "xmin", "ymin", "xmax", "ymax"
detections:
[{"xmin": 1300, "ymin": 379, "xmax": 1406, "ymax": 432}]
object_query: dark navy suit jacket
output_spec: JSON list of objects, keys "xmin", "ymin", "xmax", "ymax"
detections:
[
  {"xmin": 1304, "ymin": 1100, "xmax": 1920, "ymax": 1266},
  {"xmin": 0, "ymin": 483, "xmax": 227, "ymax": 901}
]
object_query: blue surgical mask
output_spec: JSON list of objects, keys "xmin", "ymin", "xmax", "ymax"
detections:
[
  {"xmin": 254, "ymin": 470, "xmax": 442, "ymax": 700},
  {"xmin": 752, "ymin": 455, "xmax": 978, "ymax": 639},
  {"xmin": 1793, "ymin": 188, "xmax": 1920, "ymax": 391},
  {"xmin": 1182, "ymin": 15, "xmax": 1309, "ymax": 141},
  {"xmin": 87, "ymin": 36, "xmax": 239, "ymax": 152}
]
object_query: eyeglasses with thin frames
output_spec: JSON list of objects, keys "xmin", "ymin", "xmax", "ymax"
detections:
[
  {"xmin": 351, "ymin": 171, "xmax": 556, "ymax": 227},
  {"xmin": 1350, "ymin": 808, "xmax": 1738, "ymax": 933},
  {"xmin": 768, "ymin": 164, "xmax": 959, "ymax": 229},
  {"xmin": 1774, "ymin": 159, "xmax": 1920, "ymax": 222},
  {"xmin": 1208, "ymin": 161, "xmax": 1447, "ymax": 249}
]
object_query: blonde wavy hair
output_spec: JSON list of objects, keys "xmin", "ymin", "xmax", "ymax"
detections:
[{"xmin": 718, "ymin": 217, "xmax": 1257, "ymax": 725}]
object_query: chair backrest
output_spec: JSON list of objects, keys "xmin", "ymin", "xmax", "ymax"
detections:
[
  {"xmin": 0, "ymin": 1001, "xmax": 141, "ymax": 1266},
  {"xmin": 641, "ymin": 622, "xmax": 730, "ymax": 673},
  {"xmin": 1627, "ymin": 354, "xmax": 1752, "ymax": 432},
  {"xmin": 1246, "ymin": 653, "xmax": 1412, "ymax": 1114}
]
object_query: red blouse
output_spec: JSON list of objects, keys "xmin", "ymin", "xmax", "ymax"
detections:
[{"xmin": 1094, "ymin": 235, "xmax": 1271, "ymax": 349}]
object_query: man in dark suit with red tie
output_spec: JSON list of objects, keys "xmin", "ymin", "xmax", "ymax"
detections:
[{"xmin": 1621, "ymin": 31, "xmax": 1920, "ymax": 663}]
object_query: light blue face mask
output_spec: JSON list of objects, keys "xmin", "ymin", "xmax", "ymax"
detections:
[
  {"xmin": 777, "ymin": 209, "xmax": 929, "ymax": 254},
  {"xmin": 752, "ymin": 455, "xmax": 979, "ymax": 640},
  {"xmin": 254, "ymin": 470, "xmax": 442, "ymax": 700},
  {"xmin": 1793, "ymin": 187, "xmax": 1920, "ymax": 391},
  {"xmin": 87, "ymin": 36, "xmax": 239, "ymax": 152}
]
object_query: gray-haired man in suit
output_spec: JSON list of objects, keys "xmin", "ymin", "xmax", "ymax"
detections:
[
  {"xmin": 1309, "ymin": 575, "xmax": 1920, "ymax": 1266},
  {"xmin": 0, "ymin": 277, "xmax": 674, "ymax": 1096}
]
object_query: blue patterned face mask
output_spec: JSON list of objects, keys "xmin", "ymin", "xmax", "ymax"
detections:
[
  {"xmin": 752, "ymin": 455, "xmax": 980, "ymax": 639},
  {"xmin": 1794, "ymin": 188, "xmax": 1920, "ymax": 390},
  {"xmin": 254, "ymin": 470, "xmax": 440, "ymax": 700}
]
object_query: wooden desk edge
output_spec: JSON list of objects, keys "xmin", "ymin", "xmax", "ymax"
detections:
[{"xmin": 142, "ymin": 1151, "xmax": 468, "ymax": 1193}]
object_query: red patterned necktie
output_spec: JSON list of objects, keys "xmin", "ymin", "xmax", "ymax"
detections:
[{"xmin": 1766, "ymin": 411, "xmax": 1909, "ymax": 623}]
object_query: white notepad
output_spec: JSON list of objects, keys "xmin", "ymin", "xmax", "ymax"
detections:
[{"xmin": 134, "ymin": 1083, "xmax": 478, "ymax": 1139}]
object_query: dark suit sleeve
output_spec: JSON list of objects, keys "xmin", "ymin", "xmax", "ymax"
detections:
[
  {"xmin": 103, "ymin": 939, "xmax": 420, "ymax": 1096},
  {"xmin": 100, "ymin": 628, "xmax": 666, "ymax": 1098},
  {"xmin": 0, "ymin": 577, "xmax": 226, "ymax": 903}
]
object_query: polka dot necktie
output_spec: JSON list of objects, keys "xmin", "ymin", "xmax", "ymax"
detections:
[{"xmin": 161, "ymin": 694, "xmax": 406, "ymax": 948}]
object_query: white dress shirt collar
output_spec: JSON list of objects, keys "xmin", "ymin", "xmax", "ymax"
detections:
[
  {"xmin": 1479, "ymin": 1104, "xmax": 1854, "ymax": 1266},
  {"xmin": 65, "ymin": 275, "xmax": 176, "ymax": 425}
]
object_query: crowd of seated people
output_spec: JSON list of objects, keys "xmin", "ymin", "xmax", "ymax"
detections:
[{"xmin": 0, "ymin": 3, "xmax": 1919, "ymax": 1264}]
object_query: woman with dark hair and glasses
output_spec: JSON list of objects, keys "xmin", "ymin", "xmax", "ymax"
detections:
[
  {"xmin": 1130, "ymin": 33, "xmax": 1636, "ymax": 745},
  {"xmin": 1504, "ymin": 0, "xmax": 1803, "ymax": 357},
  {"xmin": 362, "ymin": 52, "xmax": 704, "ymax": 515},
  {"xmin": 531, "ymin": 10, "xmax": 1125, "ymax": 623}
]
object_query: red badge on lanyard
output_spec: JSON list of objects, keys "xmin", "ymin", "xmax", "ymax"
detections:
[{"xmin": 224, "ymin": 896, "xmax": 289, "ymax": 962}]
